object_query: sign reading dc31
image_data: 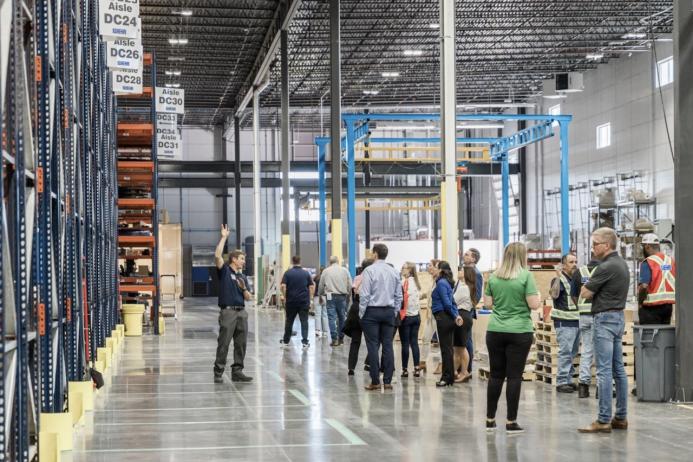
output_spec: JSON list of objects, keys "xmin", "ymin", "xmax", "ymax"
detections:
[
  {"xmin": 99, "ymin": 0, "xmax": 140, "ymax": 39},
  {"xmin": 155, "ymin": 87, "xmax": 185, "ymax": 114}
]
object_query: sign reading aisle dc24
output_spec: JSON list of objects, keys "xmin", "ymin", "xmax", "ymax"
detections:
[
  {"xmin": 99, "ymin": 0, "xmax": 140, "ymax": 39},
  {"xmin": 155, "ymin": 87, "xmax": 185, "ymax": 114}
]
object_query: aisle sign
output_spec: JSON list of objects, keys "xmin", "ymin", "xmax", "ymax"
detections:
[
  {"xmin": 106, "ymin": 38, "xmax": 142, "ymax": 70},
  {"xmin": 155, "ymin": 87, "xmax": 185, "ymax": 114},
  {"xmin": 156, "ymin": 113, "xmax": 182, "ymax": 159},
  {"xmin": 112, "ymin": 66, "xmax": 143, "ymax": 94},
  {"xmin": 99, "ymin": 0, "xmax": 140, "ymax": 39}
]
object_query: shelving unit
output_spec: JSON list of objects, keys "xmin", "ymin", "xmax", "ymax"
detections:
[
  {"xmin": 1, "ymin": 0, "xmax": 119, "ymax": 459},
  {"xmin": 116, "ymin": 53, "xmax": 160, "ymax": 334}
]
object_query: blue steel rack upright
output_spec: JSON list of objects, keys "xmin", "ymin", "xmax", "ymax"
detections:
[
  {"xmin": 0, "ymin": 0, "xmax": 120, "ymax": 459},
  {"xmin": 316, "ymin": 112, "xmax": 573, "ymax": 277}
]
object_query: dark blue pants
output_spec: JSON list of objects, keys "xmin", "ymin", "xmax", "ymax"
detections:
[
  {"xmin": 399, "ymin": 315, "xmax": 421, "ymax": 370},
  {"xmin": 361, "ymin": 307, "xmax": 396, "ymax": 385}
]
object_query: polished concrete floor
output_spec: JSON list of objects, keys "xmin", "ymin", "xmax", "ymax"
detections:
[{"xmin": 69, "ymin": 298, "xmax": 693, "ymax": 461}]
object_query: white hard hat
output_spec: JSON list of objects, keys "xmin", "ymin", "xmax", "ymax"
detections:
[{"xmin": 641, "ymin": 233, "xmax": 660, "ymax": 245}]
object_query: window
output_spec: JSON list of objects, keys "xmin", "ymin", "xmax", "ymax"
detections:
[
  {"xmin": 656, "ymin": 56, "xmax": 674, "ymax": 88},
  {"xmin": 548, "ymin": 104, "xmax": 561, "ymax": 127},
  {"xmin": 596, "ymin": 123, "xmax": 611, "ymax": 149}
]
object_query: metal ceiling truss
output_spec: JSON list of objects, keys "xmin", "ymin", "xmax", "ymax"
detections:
[{"xmin": 137, "ymin": 1, "xmax": 673, "ymax": 126}]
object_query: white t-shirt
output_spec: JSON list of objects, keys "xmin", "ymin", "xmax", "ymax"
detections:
[
  {"xmin": 453, "ymin": 281, "xmax": 474, "ymax": 311},
  {"xmin": 405, "ymin": 277, "xmax": 420, "ymax": 316}
]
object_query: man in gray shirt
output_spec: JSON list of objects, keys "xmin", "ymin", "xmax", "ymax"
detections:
[
  {"xmin": 318, "ymin": 256, "xmax": 352, "ymax": 346},
  {"xmin": 359, "ymin": 243, "xmax": 403, "ymax": 390},
  {"xmin": 578, "ymin": 227, "xmax": 630, "ymax": 434}
]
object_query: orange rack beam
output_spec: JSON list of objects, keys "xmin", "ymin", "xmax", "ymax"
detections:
[
  {"xmin": 118, "ymin": 198, "xmax": 155, "ymax": 209},
  {"xmin": 119, "ymin": 285, "xmax": 157, "ymax": 293},
  {"xmin": 118, "ymin": 235, "xmax": 155, "ymax": 247}
]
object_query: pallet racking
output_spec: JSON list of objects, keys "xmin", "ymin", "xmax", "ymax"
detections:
[
  {"xmin": 1, "ymin": 0, "xmax": 120, "ymax": 458},
  {"xmin": 116, "ymin": 53, "xmax": 159, "ymax": 334}
]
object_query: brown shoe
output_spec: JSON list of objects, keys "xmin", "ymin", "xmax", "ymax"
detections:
[
  {"xmin": 383, "ymin": 384, "xmax": 393, "ymax": 390},
  {"xmin": 578, "ymin": 421, "xmax": 612, "ymax": 433},
  {"xmin": 611, "ymin": 417, "xmax": 628, "ymax": 430},
  {"xmin": 364, "ymin": 383, "xmax": 381, "ymax": 391}
]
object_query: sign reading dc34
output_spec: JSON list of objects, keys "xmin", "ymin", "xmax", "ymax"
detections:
[
  {"xmin": 155, "ymin": 87, "xmax": 185, "ymax": 114},
  {"xmin": 99, "ymin": 0, "xmax": 140, "ymax": 39}
]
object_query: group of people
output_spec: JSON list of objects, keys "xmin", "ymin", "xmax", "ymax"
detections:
[{"xmin": 210, "ymin": 222, "xmax": 675, "ymax": 435}]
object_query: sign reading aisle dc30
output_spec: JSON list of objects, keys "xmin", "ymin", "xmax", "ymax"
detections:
[
  {"xmin": 99, "ymin": 0, "xmax": 140, "ymax": 39},
  {"xmin": 155, "ymin": 87, "xmax": 185, "ymax": 114}
]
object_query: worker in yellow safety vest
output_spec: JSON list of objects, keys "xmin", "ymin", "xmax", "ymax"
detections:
[
  {"xmin": 638, "ymin": 233, "xmax": 675, "ymax": 326},
  {"xmin": 549, "ymin": 253, "xmax": 580, "ymax": 394},
  {"xmin": 571, "ymin": 257, "xmax": 600, "ymax": 399}
]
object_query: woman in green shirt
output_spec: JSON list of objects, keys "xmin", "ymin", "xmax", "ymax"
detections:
[{"xmin": 483, "ymin": 242, "xmax": 541, "ymax": 434}]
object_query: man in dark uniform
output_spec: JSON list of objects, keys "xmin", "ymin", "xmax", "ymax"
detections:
[
  {"xmin": 280, "ymin": 255, "xmax": 315, "ymax": 348},
  {"xmin": 214, "ymin": 224, "xmax": 253, "ymax": 383}
]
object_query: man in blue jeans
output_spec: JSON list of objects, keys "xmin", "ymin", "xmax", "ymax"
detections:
[
  {"xmin": 359, "ymin": 243, "xmax": 403, "ymax": 390},
  {"xmin": 318, "ymin": 256, "xmax": 352, "ymax": 346},
  {"xmin": 571, "ymin": 256, "xmax": 600, "ymax": 398},
  {"xmin": 578, "ymin": 228, "xmax": 630, "ymax": 433},
  {"xmin": 549, "ymin": 253, "xmax": 580, "ymax": 393}
]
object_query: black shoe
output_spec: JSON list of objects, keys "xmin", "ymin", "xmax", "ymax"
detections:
[
  {"xmin": 348, "ymin": 370, "xmax": 354, "ymax": 376},
  {"xmin": 631, "ymin": 387, "xmax": 637, "ymax": 396},
  {"xmin": 570, "ymin": 383, "xmax": 578, "ymax": 391},
  {"xmin": 506, "ymin": 422, "xmax": 525, "ymax": 434},
  {"xmin": 214, "ymin": 375, "xmax": 224, "ymax": 384},
  {"xmin": 556, "ymin": 384, "xmax": 574, "ymax": 393},
  {"xmin": 364, "ymin": 364, "xmax": 370, "ymax": 371},
  {"xmin": 338, "ymin": 338, "xmax": 344, "ymax": 346},
  {"xmin": 401, "ymin": 369, "xmax": 409, "ymax": 378},
  {"xmin": 435, "ymin": 381, "xmax": 453, "ymax": 387},
  {"xmin": 578, "ymin": 383, "xmax": 590, "ymax": 399},
  {"xmin": 231, "ymin": 372, "xmax": 253, "ymax": 382},
  {"xmin": 302, "ymin": 341, "xmax": 310, "ymax": 349},
  {"xmin": 291, "ymin": 330, "xmax": 297, "ymax": 336},
  {"xmin": 330, "ymin": 340, "xmax": 340, "ymax": 347},
  {"xmin": 486, "ymin": 420, "xmax": 497, "ymax": 432}
]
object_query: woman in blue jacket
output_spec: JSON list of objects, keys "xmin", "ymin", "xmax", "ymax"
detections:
[{"xmin": 431, "ymin": 261, "xmax": 464, "ymax": 387}]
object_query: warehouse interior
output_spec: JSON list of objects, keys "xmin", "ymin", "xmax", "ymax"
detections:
[{"xmin": 2, "ymin": 0, "xmax": 693, "ymax": 460}]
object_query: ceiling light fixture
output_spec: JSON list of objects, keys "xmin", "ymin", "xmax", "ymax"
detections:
[
  {"xmin": 543, "ymin": 93, "xmax": 567, "ymax": 100},
  {"xmin": 167, "ymin": 56, "xmax": 185, "ymax": 61},
  {"xmin": 381, "ymin": 72, "xmax": 400, "ymax": 78},
  {"xmin": 586, "ymin": 53, "xmax": 604, "ymax": 60},
  {"xmin": 165, "ymin": 83, "xmax": 181, "ymax": 88},
  {"xmin": 362, "ymin": 90, "xmax": 379, "ymax": 96},
  {"xmin": 174, "ymin": 9, "xmax": 193, "ymax": 16},
  {"xmin": 622, "ymin": 32, "xmax": 646, "ymax": 39},
  {"xmin": 165, "ymin": 70, "xmax": 182, "ymax": 76},
  {"xmin": 429, "ymin": 23, "xmax": 440, "ymax": 29},
  {"xmin": 403, "ymin": 50, "xmax": 423, "ymax": 57},
  {"xmin": 168, "ymin": 38, "xmax": 189, "ymax": 45}
]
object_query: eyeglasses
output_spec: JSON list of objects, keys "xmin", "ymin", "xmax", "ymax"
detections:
[{"xmin": 591, "ymin": 241, "xmax": 607, "ymax": 248}]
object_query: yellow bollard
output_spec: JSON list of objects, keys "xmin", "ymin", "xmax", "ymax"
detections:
[
  {"xmin": 106, "ymin": 338, "xmax": 116, "ymax": 358},
  {"xmin": 39, "ymin": 431, "xmax": 61, "ymax": 462},
  {"xmin": 40, "ymin": 413, "xmax": 73, "ymax": 451},
  {"xmin": 158, "ymin": 316, "xmax": 165, "ymax": 335},
  {"xmin": 68, "ymin": 391, "xmax": 84, "ymax": 426},
  {"xmin": 111, "ymin": 330, "xmax": 120, "ymax": 347},
  {"xmin": 116, "ymin": 324, "xmax": 125, "ymax": 338},
  {"xmin": 93, "ymin": 359, "xmax": 105, "ymax": 375},
  {"xmin": 68, "ymin": 381, "xmax": 94, "ymax": 411},
  {"xmin": 97, "ymin": 347, "xmax": 111, "ymax": 369}
]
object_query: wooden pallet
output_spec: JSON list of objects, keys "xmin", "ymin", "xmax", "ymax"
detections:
[
  {"xmin": 479, "ymin": 367, "xmax": 535, "ymax": 382},
  {"xmin": 536, "ymin": 352, "xmax": 580, "ymax": 366}
]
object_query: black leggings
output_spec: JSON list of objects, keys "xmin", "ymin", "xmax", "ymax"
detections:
[
  {"xmin": 434, "ymin": 312, "xmax": 457, "ymax": 384},
  {"xmin": 486, "ymin": 331, "xmax": 533, "ymax": 421}
]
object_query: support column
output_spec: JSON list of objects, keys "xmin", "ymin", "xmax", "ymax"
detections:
[
  {"xmin": 221, "ymin": 134, "xmax": 229, "ymax": 254},
  {"xmin": 501, "ymin": 154, "xmax": 510, "ymax": 247},
  {"xmin": 433, "ymin": 207, "xmax": 439, "ymax": 259},
  {"xmin": 318, "ymin": 143, "xmax": 328, "ymax": 268},
  {"xmin": 674, "ymin": 0, "xmax": 693, "ymax": 400},
  {"xmin": 558, "ymin": 121, "xmax": 570, "ymax": 254},
  {"xmin": 280, "ymin": 20, "xmax": 291, "ymax": 272},
  {"xmin": 439, "ymin": 0, "xmax": 458, "ymax": 265},
  {"xmin": 252, "ymin": 91, "xmax": 261, "ymax": 303},
  {"xmin": 364, "ymin": 135, "xmax": 371, "ymax": 250},
  {"xmin": 234, "ymin": 116, "xmax": 242, "ymax": 250},
  {"xmin": 346, "ymin": 122, "xmax": 357, "ymax": 276},
  {"xmin": 294, "ymin": 191, "xmax": 301, "ymax": 256},
  {"xmin": 518, "ymin": 108, "xmax": 528, "ymax": 235},
  {"xmin": 329, "ymin": 0, "xmax": 343, "ymax": 262}
]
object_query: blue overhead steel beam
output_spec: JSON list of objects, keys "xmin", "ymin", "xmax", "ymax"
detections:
[
  {"xmin": 343, "ymin": 113, "xmax": 573, "ymax": 123},
  {"xmin": 490, "ymin": 121, "xmax": 556, "ymax": 159}
]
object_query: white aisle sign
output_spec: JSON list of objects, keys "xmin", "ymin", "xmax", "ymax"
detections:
[
  {"xmin": 156, "ymin": 113, "xmax": 181, "ymax": 159},
  {"xmin": 113, "ymin": 66, "xmax": 143, "ymax": 94},
  {"xmin": 99, "ymin": 0, "xmax": 140, "ymax": 39},
  {"xmin": 155, "ymin": 87, "xmax": 185, "ymax": 114},
  {"xmin": 107, "ymin": 38, "xmax": 142, "ymax": 70}
]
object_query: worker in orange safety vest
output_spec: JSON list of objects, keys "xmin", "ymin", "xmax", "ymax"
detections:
[{"xmin": 637, "ymin": 233, "xmax": 675, "ymax": 326}]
